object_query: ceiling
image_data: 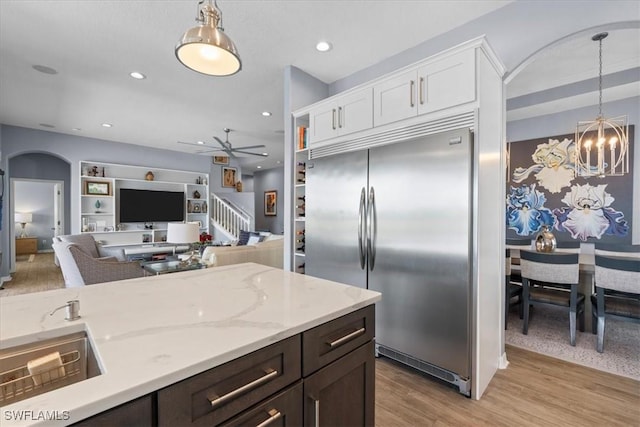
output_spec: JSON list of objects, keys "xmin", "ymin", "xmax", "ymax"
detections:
[{"xmin": 0, "ymin": 1, "xmax": 637, "ymax": 174}]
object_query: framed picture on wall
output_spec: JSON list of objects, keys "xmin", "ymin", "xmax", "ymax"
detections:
[
  {"xmin": 85, "ymin": 181, "xmax": 110, "ymax": 195},
  {"xmin": 264, "ymin": 190, "xmax": 277, "ymax": 216},
  {"xmin": 213, "ymin": 156, "xmax": 230, "ymax": 165},
  {"xmin": 222, "ymin": 167, "xmax": 237, "ymax": 188}
]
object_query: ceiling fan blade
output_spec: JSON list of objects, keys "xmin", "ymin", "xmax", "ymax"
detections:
[
  {"xmin": 212, "ymin": 136, "xmax": 227, "ymax": 149},
  {"xmin": 230, "ymin": 144, "xmax": 266, "ymax": 150},
  {"xmin": 177, "ymin": 141, "xmax": 208, "ymax": 147},
  {"xmin": 231, "ymin": 150, "xmax": 269, "ymax": 157}
]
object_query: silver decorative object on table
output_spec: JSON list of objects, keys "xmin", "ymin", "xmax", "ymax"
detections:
[{"xmin": 535, "ymin": 225, "xmax": 556, "ymax": 252}]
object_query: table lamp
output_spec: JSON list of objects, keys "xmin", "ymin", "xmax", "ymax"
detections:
[
  {"xmin": 166, "ymin": 222, "xmax": 200, "ymax": 263},
  {"xmin": 15, "ymin": 212, "xmax": 33, "ymax": 238}
]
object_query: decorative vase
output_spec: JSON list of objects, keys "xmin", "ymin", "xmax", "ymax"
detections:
[
  {"xmin": 193, "ymin": 190, "xmax": 201, "ymax": 199},
  {"xmin": 94, "ymin": 199, "xmax": 101, "ymax": 212},
  {"xmin": 145, "ymin": 171, "xmax": 154, "ymax": 181},
  {"xmin": 82, "ymin": 217, "xmax": 89, "ymax": 232},
  {"xmin": 535, "ymin": 225, "xmax": 556, "ymax": 252}
]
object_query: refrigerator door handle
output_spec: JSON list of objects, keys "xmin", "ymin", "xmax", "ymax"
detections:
[
  {"xmin": 358, "ymin": 187, "xmax": 366, "ymax": 270},
  {"xmin": 367, "ymin": 186, "xmax": 376, "ymax": 271}
]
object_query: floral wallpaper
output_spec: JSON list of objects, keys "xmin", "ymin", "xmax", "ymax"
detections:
[{"xmin": 506, "ymin": 128, "xmax": 634, "ymax": 243}]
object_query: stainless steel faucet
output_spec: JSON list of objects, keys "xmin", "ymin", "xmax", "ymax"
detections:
[{"xmin": 50, "ymin": 300, "xmax": 81, "ymax": 321}]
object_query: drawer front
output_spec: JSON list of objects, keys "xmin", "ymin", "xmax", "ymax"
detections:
[
  {"xmin": 158, "ymin": 335, "xmax": 301, "ymax": 427},
  {"xmin": 220, "ymin": 381, "xmax": 303, "ymax": 427},
  {"xmin": 302, "ymin": 305, "xmax": 374, "ymax": 376}
]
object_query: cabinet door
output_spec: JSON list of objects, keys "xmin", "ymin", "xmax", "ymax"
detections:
[
  {"xmin": 309, "ymin": 101, "xmax": 338, "ymax": 144},
  {"xmin": 417, "ymin": 49, "xmax": 476, "ymax": 115},
  {"xmin": 338, "ymin": 88, "xmax": 373, "ymax": 137},
  {"xmin": 373, "ymin": 70, "xmax": 417, "ymax": 127},
  {"xmin": 303, "ymin": 341, "xmax": 375, "ymax": 427}
]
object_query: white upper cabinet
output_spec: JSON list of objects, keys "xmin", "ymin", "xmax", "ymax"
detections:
[
  {"xmin": 417, "ymin": 49, "xmax": 476, "ymax": 115},
  {"xmin": 309, "ymin": 88, "xmax": 373, "ymax": 144},
  {"xmin": 373, "ymin": 70, "xmax": 418, "ymax": 127},
  {"xmin": 374, "ymin": 49, "xmax": 476, "ymax": 127}
]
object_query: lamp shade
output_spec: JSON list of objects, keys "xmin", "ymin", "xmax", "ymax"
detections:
[
  {"xmin": 15, "ymin": 213, "xmax": 32, "ymax": 224},
  {"xmin": 175, "ymin": 2, "xmax": 241, "ymax": 76},
  {"xmin": 166, "ymin": 222, "xmax": 200, "ymax": 244}
]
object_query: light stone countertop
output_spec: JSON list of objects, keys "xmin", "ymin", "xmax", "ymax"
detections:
[{"xmin": 0, "ymin": 263, "xmax": 381, "ymax": 426}]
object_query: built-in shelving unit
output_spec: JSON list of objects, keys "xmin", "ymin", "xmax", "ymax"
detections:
[
  {"xmin": 80, "ymin": 161, "xmax": 209, "ymax": 246},
  {"xmin": 293, "ymin": 121, "xmax": 309, "ymax": 274}
]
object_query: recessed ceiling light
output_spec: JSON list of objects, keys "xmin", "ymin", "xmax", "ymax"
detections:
[
  {"xmin": 257, "ymin": 166, "xmax": 262, "ymax": 169},
  {"xmin": 316, "ymin": 41, "xmax": 332, "ymax": 52},
  {"xmin": 32, "ymin": 65, "xmax": 58, "ymax": 75},
  {"xmin": 197, "ymin": 140, "xmax": 205, "ymax": 145},
  {"xmin": 129, "ymin": 71, "xmax": 146, "ymax": 80},
  {"xmin": 72, "ymin": 127, "xmax": 81, "ymax": 131},
  {"xmin": 39, "ymin": 123, "xmax": 55, "ymax": 128},
  {"xmin": 262, "ymin": 111, "xmax": 272, "ymax": 117},
  {"xmin": 262, "ymin": 152, "xmax": 268, "ymax": 156},
  {"xmin": 276, "ymin": 160, "xmax": 282, "ymax": 164},
  {"xmin": 101, "ymin": 123, "xmax": 113, "ymax": 128}
]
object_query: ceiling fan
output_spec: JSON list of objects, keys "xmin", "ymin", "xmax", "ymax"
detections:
[{"xmin": 178, "ymin": 128, "xmax": 268, "ymax": 159}]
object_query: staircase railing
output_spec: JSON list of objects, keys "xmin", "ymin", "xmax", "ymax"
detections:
[{"xmin": 210, "ymin": 193, "xmax": 251, "ymax": 240}]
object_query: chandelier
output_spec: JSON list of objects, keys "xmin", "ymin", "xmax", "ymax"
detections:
[
  {"xmin": 175, "ymin": 0, "xmax": 241, "ymax": 76},
  {"xmin": 574, "ymin": 32, "xmax": 629, "ymax": 178}
]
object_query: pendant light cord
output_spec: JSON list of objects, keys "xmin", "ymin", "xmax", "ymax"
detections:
[{"xmin": 598, "ymin": 37, "xmax": 603, "ymax": 118}]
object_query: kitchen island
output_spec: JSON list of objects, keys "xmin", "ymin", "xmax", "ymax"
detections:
[{"xmin": 0, "ymin": 263, "xmax": 381, "ymax": 426}]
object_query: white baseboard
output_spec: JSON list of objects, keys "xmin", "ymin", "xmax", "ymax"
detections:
[{"xmin": 499, "ymin": 351, "xmax": 510, "ymax": 369}]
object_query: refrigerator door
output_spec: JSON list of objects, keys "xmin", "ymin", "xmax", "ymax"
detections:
[
  {"xmin": 306, "ymin": 150, "xmax": 369, "ymax": 288},
  {"xmin": 368, "ymin": 129, "xmax": 472, "ymax": 378}
]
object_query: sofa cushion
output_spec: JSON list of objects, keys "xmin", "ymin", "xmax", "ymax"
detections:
[{"xmin": 58, "ymin": 234, "xmax": 99, "ymax": 258}]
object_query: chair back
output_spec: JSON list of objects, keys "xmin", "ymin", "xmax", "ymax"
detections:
[
  {"xmin": 520, "ymin": 250, "xmax": 579, "ymax": 284},
  {"xmin": 595, "ymin": 255, "xmax": 640, "ymax": 294},
  {"xmin": 595, "ymin": 243, "xmax": 640, "ymax": 259},
  {"xmin": 505, "ymin": 248, "xmax": 511, "ymax": 276},
  {"xmin": 555, "ymin": 240, "xmax": 581, "ymax": 253}
]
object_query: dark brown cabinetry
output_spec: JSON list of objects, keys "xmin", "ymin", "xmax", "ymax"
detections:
[
  {"xmin": 76, "ymin": 305, "xmax": 375, "ymax": 427},
  {"xmin": 71, "ymin": 395, "xmax": 153, "ymax": 426}
]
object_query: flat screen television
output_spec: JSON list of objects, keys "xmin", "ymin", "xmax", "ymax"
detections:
[{"xmin": 119, "ymin": 189, "xmax": 185, "ymax": 223}]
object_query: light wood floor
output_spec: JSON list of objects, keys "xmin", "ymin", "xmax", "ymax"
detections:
[
  {"xmin": 376, "ymin": 346, "xmax": 640, "ymax": 426},
  {"xmin": 3, "ymin": 255, "xmax": 639, "ymax": 425}
]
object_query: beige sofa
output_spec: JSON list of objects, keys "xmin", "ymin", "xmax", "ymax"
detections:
[{"xmin": 201, "ymin": 237, "xmax": 283, "ymax": 269}]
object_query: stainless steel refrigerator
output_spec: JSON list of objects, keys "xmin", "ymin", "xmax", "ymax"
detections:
[{"xmin": 306, "ymin": 128, "xmax": 472, "ymax": 395}]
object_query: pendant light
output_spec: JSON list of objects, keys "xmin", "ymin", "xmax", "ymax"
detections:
[
  {"xmin": 574, "ymin": 32, "xmax": 629, "ymax": 178},
  {"xmin": 175, "ymin": 0, "xmax": 241, "ymax": 76}
]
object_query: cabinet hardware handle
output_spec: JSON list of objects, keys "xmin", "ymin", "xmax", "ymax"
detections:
[
  {"xmin": 419, "ymin": 77, "xmax": 425, "ymax": 105},
  {"xmin": 314, "ymin": 398, "xmax": 320, "ymax": 427},
  {"xmin": 327, "ymin": 327, "xmax": 366, "ymax": 348},
  {"xmin": 208, "ymin": 368, "xmax": 278, "ymax": 408},
  {"xmin": 256, "ymin": 409, "xmax": 282, "ymax": 427},
  {"xmin": 338, "ymin": 106, "xmax": 343, "ymax": 128},
  {"xmin": 410, "ymin": 80, "xmax": 415, "ymax": 107},
  {"xmin": 332, "ymin": 109, "xmax": 336, "ymax": 130}
]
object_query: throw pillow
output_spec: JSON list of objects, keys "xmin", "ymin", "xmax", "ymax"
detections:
[
  {"xmin": 237, "ymin": 230, "xmax": 251, "ymax": 246},
  {"xmin": 247, "ymin": 235, "xmax": 261, "ymax": 245}
]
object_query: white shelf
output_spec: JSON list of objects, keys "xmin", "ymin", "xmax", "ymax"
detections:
[{"xmin": 80, "ymin": 160, "xmax": 209, "ymax": 245}]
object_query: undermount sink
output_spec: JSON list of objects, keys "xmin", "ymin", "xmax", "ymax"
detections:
[{"xmin": 0, "ymin": 331, "xmax": 101, "ymax": 406}]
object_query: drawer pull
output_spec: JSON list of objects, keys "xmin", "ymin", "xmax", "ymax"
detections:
[
  {"xmin": 327, "ymin": 327, "xmax": 366, "ymax": 348},
  {"xmin": 314, "ymin": 399, "xmax": 320, "ymax": 427},
  {"xmin": 256, "ymin": 409, "xmax": 282, "ymax": 427},
  {"xmin": 208, "ymin": 368, "xmax": 278, "ymax": 408}
]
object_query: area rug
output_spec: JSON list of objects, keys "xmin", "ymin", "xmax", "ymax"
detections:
[{"xmin": 506, "ymin": 304, "xmax": 640, "ymax": 380}]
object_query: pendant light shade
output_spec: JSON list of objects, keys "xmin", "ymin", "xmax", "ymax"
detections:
[
  {"xmin": 574, "ymin": 32, "xmax": 629, "ymax": 178},
  {"xmin": 176, "ymin": 0, "xmax": 241, "ymax": 76}
]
